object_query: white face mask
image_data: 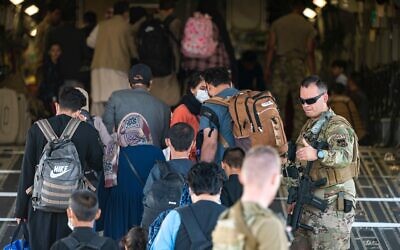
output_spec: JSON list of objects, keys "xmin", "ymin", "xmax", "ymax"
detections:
[
  {"xmin": 195, "ymin": 89, "xmax": 209, "ymax": 103},
  {"xmin": 67, "ymin": 218, "xmax": 74, "ymax": 231}
]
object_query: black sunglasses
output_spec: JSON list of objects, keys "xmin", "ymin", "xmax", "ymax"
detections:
[{"xmin": 299, "ymin": 92, "xmax": 325, "ymax": 105}]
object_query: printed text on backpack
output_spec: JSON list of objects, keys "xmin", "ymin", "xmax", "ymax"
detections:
[
  {"xmin": 31, "ymin": 118, "xmax": 85, "ymax": 212},
  {"xmin": 201, "ymin": 90, "xmax": 288, "ymax": 155}
]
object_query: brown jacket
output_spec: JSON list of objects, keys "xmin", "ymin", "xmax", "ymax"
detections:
[{"xmin": 89, "ymin": 15, "xmax": 135, "ymax": 72}]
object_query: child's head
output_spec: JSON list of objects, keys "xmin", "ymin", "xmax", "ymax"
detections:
[
  {"xmin": 221, "ymin": 147, "xmax": 245, "ymax": 176},
  {"xmin": 48, "ymin": 42, "xmax": 62, "ymax": 63},
  {"xmin": 330, "ymin": 60, "xmax": 347, "ymax": 77},
  {"xmin": 122, "ymin": 227, "xmax": 148, "ymax": 250}
]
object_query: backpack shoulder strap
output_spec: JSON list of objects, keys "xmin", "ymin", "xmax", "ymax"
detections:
[
  {"xmin": 177, "ymin": 205, "xmax": 211, "ymax": 247},
  {"xmin": 200, "ymin": 106, "xmax": 220, "ymax": 129},
  {"xmin": 156, "ymin": 160, "xmax": 170, "ymax": 176},
  {"xmin": 122, "ymin": 150, "xmax": 145, "ymax": 187},
  {"xmin": 231, "ymin": 202, "xmax": 259, "ymax": 249},
  {"xmin": 157, "ymin": 161, "xmax": 185, "ymax": 182},
  {"xmin": 205, "ymin": 96, "xmax": 230, "ymax": 107},
  {"xmin": 36, "ymin": 119, "xmax": 58, "ymax": 142},
  {"xmin": 85, "ymin": 236, "xmax": 108, "ymax": 249},
  {"xmin": 200, "ymin": 105, "xmax": 230, "ymax": 148},
  {"xmin": 61, "ymin": 118, "xmax": 81, "ymax": 140},
  {"xmin": 61, "ymin": 235, "xmax": 80, "ymax": 249}
]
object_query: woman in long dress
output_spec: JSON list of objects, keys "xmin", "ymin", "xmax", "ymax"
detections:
[{"xmin": 97, "ymin": 112, "xmax": 165, "ymax": 241}]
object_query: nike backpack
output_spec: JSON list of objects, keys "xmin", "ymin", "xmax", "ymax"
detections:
[
  {"xmin": 181, "ymin": 12, "xmax": 217, "ymax": 58},
  {"xmin": 32, "ymin": 118, "xmax": 85, "ymax": 212}
]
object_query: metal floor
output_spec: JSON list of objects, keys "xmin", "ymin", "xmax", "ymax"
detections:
[{"xmin": 0, "ymin": 146, "xmax": 399, "ymax": 249}]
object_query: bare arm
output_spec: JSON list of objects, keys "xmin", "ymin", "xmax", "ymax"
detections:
[{"xmin": 200, "ymin": 128, "xmax": 218, "ymax": 162}]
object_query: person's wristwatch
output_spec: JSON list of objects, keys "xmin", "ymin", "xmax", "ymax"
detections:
[{"xmin": 317, "ymin": 150, "xmax": 326, "ymax": 160}]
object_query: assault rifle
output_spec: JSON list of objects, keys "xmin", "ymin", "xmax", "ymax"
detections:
[{"xmin": 285, "ymin": 140, "xmax": 329, "ymax": 232}]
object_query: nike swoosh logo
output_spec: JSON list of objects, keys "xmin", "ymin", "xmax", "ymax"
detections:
[{"xmin": 50, "ymin": 169, "xmax": 71, "ymax": 178}]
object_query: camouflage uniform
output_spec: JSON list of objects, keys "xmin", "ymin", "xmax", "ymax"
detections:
[
  {"xmin": 292, "ymin": 109, "xmax": 357, "ymax": 250},
  {"xmin": 212, "ymin": 201, "xmax": 289, "ymax": 250},
  {"xmin": 271, "ymin": 53, "xmax": 307, "ymax": 139}
]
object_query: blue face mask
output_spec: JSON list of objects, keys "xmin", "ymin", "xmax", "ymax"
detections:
[{"xmin": 195, "ymin": 89, "xmax": 209, "ymax": 103}]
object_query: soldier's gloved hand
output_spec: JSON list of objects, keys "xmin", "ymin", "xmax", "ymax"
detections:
[{"xmin": 296, "ymin": 138, "xmax": 317, "ymax": 161}]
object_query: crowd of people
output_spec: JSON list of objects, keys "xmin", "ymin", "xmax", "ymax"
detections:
[{"xmin": 12, "ymin": 0, "xmax": 362, "ymax": 249}]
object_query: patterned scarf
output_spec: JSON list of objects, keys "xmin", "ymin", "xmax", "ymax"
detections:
[{"xmin": 103, "ymin": 113, "xmax": 153, "ymax": 187}]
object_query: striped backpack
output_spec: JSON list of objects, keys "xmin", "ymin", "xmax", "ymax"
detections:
[{"xmin": 31, "ymin": 118, "xmax": 85, "ymax": 212}]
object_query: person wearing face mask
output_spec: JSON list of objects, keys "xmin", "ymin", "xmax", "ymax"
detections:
[
  {"xmin": 171, "ymin": 71, "xmax": 208, "ymax": 161},
  {"xmin": 50, "ymin": 190, "xmax": 118, "ymax": 250}
]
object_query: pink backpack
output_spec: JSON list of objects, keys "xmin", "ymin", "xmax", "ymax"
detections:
[{"xmin": 181, "ymin": 12, "xmax": 218, "ymax": 58}]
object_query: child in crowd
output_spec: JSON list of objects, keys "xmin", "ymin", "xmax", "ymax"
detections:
[
  {"xmin": 121, "ymin": 227, "xmax": 148, "ymax": 250},
  {"xmin": 39, "ymin": 42, "xmax": 63, "ymax": 115},
  {"xmin": 220, "ymin": 147, "xmax": 245, "ymax": 207}
]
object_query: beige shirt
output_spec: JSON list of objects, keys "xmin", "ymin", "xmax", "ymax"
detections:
[
  {"xmin": 242, "ymin": 202, "xmax": 289, "ymax": 250},
  {"xmin": 270, "ymin": 13, "xmax": 316, "ymax": 57},
  {"xmin": 88, "ymin": 15, "xmax": 135, "ymax": 72},
  {"xmin": 213, "ymin": 201, "xmax": 289, "ymax": 250}
]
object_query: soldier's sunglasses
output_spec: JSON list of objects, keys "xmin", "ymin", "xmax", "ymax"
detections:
[{"xmin": 299, "ymin": 92, "xmax": 325, "ymax": 105}]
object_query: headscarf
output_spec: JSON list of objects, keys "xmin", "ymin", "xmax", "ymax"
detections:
[{"xmin": 103, "ymin": 113, "xmax": 153, "ymax": 187}]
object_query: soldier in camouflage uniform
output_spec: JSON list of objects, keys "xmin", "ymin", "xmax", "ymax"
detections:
[
  {"xmin": 265, "ymin": 0, "xmax": 316, "ymax": 139},
  {"xmin": 289, "ymin": 75, "xmax": 358, "ymax": 250}
]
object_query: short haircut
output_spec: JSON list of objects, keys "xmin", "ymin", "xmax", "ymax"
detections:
[
  {"xmin": 168, "ymin": 123, "xmax": 194, "ymax": 151},
  {"xmin": 203, "ymin": 67, "xmax": 231, "ymax": 87},
  {"xmin": 331, "ymin": 59, "xmax": 347, "ymax": 70},
  {"xmin": 83, "ymin": 11, "xmax": 97, "ymax": 25},
  {"xmin": 130, "ymin": 7, "xmax": 147, "ymax": 24},
  {"xmin": 58, "ymin": 86, "xmax": 86, "ymax": 112},
  {"xmin": 301, "ymin": 75, "xmax": 328, "ymax": 94},
  {"xmin": 188, "ymin": 162, "xmax": 225, "ymax": 196},
  {"xmin": 241, "ymin": 146, "xmax": 281, "ymax": 188},
  {"xmin": 48, "ymin": 42, "xmax": 61, "ymax": 50},
  {"xmin": 122, "ymin": 227, "xmax": 148, "ymax": 250},
  {"xmin": 69, "ymin": 190, "xmax": 98, "ymax": 221},
  {"xmin": 222, "ymin": 147, "xmax": 245, "ymax": 169},
  {"xmin": 186, "ymin": 71, "xmax": 204, "ymax": 94},
  {"xmin": 113, "ymin": 1, "xmax": 129, "ymax": 15},
  {"xmin": 159, "ymin": 0, "xmax": 176, "ymax": 10}
]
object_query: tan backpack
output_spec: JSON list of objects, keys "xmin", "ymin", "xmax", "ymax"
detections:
[{"xmin": 205, "ymin": 90, "xmax": 288, "ymax": 155}]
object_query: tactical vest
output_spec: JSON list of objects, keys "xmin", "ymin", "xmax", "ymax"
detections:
[{"xmin": 304, "ymin": 115, "xmax": 360, "ymax": 187}]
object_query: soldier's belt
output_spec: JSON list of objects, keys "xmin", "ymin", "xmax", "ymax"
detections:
[{"xmin": 310, "ymin": 162, "xmax": 358, "ymax": 187}]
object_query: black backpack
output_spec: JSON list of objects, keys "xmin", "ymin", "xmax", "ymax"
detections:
[
  {"xmin": 137, "ymin": 17, "xmax": 177, "ymax": 77},
  {"xmin": 141, "ymin": 161, "xmax": 185, "ymax": 229},
  {"xmin": 61, "ymin": 235, "xmax": 107, "ymax": 249}
]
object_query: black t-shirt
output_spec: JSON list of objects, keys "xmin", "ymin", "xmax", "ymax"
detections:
[
  {"xmin": 220, "ymin": 174, "xmax": 243, "ymax": 207},
  {"xmin": 50, "ymin": 227, "xmax": 118, "ymax": 250}
]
